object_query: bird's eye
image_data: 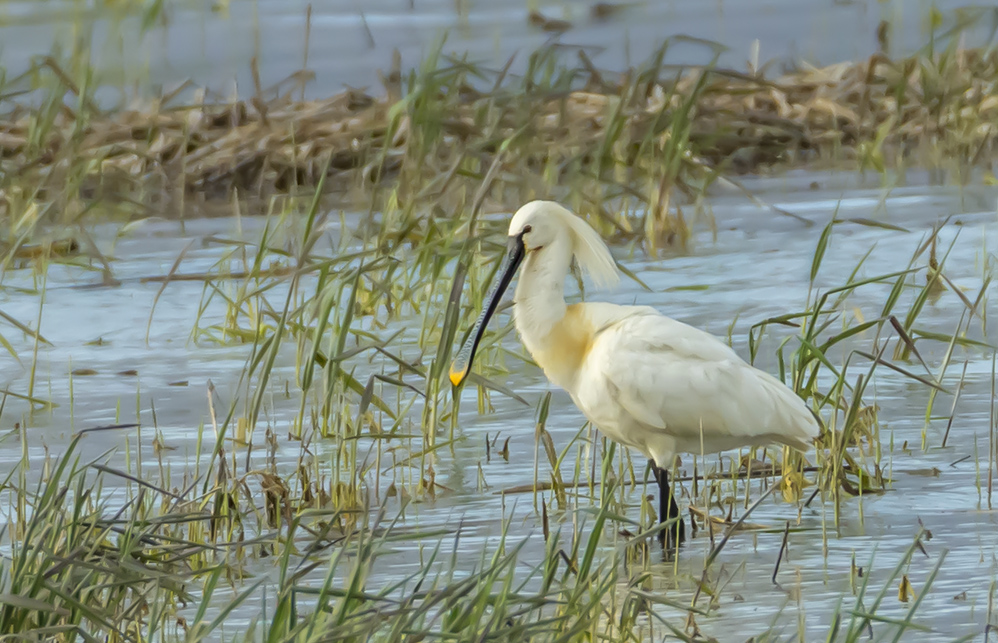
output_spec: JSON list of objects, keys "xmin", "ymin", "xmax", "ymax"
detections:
[{"xmin": 522, "ymin": 225, "xmax": 532, "ymax": 234}]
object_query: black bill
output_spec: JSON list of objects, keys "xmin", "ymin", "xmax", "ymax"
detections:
[{"xmin": 449, "ymin": 233, "xmax": 526, "ymax": 386}]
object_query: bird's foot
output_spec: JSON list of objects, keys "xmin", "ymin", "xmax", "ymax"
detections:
[{"xmin": 657, "ymin": 516, "xmax": 687, "ymax": 555}]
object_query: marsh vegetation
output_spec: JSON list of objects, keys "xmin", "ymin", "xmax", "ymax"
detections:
[{"xmin": 1, "ymin": 3, "xmax": 997, "ymax": 642}]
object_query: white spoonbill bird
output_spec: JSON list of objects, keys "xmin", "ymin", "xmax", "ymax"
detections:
[{"xmin": 449, "ymin": 200, "xmax": 820, "ymax": 550}]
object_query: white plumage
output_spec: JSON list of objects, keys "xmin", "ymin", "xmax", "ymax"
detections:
[
  {"xmin": 571, "ymin": 305, "xmax": 817, "ymax": 465},
  {"xmin": 451, "ymin": 200, "xmax": 820, "ymax": 549}
]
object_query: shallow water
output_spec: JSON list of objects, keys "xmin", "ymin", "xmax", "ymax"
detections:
[
  {"xmin": 2, "ymin": 173, "xmax": 997, "ymax": 639},
  {"xmin": 0, "ymin": 0, "xmax": 995, "ymax": 100},
  {"xmin": 3, "ymin": 1, "xmax": 998, "ymax": 640}
]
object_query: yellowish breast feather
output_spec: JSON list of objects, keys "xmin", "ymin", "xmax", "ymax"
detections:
[{"xmin": 531, "ymin": 304, "xmax": 596, "ymax": 387}]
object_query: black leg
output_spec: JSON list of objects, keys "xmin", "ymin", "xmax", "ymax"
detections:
[{"xmin": 652, "ymin": 462, "xmax": 686, "ymax": 551}]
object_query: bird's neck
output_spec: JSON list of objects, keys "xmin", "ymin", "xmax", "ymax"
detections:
[
  {"xmin": 514, "ymin": 237, "xmax": 571, "ymax": 338},
  {"xmin": 513, "ymin": 237, "xmax": 581, "ymax": 388}
]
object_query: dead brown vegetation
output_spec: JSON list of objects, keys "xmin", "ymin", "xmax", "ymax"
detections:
[{"xmin": 1, "ymin": 43, "xmax": 997, "ymax": 224}]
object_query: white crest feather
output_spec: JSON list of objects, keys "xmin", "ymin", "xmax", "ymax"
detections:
[
  {"xmin": 549, "ymin": 204, "xmax": 620, "ymax": 289},
  {"xmin": 509, "ymin": 200, "xmax": 621, "ymax": 289}
]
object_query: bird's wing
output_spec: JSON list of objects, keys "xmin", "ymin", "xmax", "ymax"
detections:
[{"xmin": 582, "ymin": 310, "xmax": 819, "ymax": 450}]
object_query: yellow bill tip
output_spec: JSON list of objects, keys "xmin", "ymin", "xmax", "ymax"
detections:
[{"xmin": 449, "ymin": 365, "xmax": 467, "ymax": 387}]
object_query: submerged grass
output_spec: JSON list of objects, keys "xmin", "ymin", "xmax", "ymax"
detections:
[
  {"xmin": 0, "ymin": 421, "xmax": 964, "ymax": 642},
  {"xmin": 1, "ymin": 179, "xmax": 969, "ymax": 640},
  {"xmin": 1, "ymin": 6, "xmax": 996, "ymax": 643},
  {"xmin": 2, "ymin": 154, "xmax": 991, "ymax": 641}
]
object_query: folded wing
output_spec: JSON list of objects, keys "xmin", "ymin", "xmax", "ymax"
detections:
[{"xmin": 580, "ymin": 309, "xmax": 819, "ymax": 453}]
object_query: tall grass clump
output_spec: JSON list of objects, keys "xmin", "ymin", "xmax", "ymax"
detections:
[{"xmin": 2, "ymin": 9, "xmax": 998, "ymax": 246}]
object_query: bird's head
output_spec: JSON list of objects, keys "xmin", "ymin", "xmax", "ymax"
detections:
[
  {"xmin": 507, "ymin": 200, "xmax": 561, "ymax": 253},
  {"xmin": 448, "ymin": 200, "xmax": 619, "ymax": 387},
  {"xmin": 507, "ymin": 202, "xmax": 619, "ymax": 287}
]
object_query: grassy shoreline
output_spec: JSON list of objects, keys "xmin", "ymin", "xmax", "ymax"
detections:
[{"xmin": 2, "ymin": 35, "xmax": 998, "ymax": 239}]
